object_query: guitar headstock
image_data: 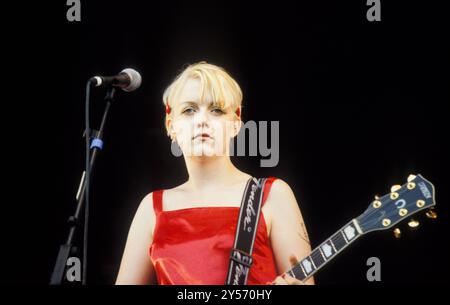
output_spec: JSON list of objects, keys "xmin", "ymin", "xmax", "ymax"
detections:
[{"xmin": 357, "ymin": 174, "xmax": 436, "ymax": 234}]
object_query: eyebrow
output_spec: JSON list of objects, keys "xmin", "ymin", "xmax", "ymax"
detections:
[{"xmin": 180, "ymin": 100, "xmax": 217, "ymax": 107}]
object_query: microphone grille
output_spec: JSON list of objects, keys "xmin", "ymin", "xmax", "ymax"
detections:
[{"xmin": 121, "ymin": 68, "xmax": 142, "ymax": 92}]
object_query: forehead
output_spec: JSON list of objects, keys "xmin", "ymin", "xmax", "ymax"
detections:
[{"xmin": 175, "ymin": 78, "xmax": 212, "ymax": 105}]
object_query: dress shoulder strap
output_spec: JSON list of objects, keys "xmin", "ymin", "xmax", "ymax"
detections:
[
  {"xmin": 261, "ymin": 177, "xmax": 278, "ymax": 207},
  {"xmin": 152, "ymin": 190, "xmax": 163, "ymax": 215}
]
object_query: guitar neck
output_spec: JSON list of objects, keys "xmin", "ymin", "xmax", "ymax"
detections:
[{"xmin": 284, "ymin": 219, "xmax": 364, "ymax": 281}]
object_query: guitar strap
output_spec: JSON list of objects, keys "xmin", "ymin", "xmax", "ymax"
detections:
[{"xmin": 225, "ymin": 177, "xmax": 267, "ymax": 285}]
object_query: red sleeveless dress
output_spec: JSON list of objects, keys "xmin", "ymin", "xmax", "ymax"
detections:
[{"xmin": 149, "ymin": 177, "xmax": 279, "ymax": 285}]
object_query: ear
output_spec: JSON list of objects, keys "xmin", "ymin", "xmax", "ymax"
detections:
[
  {"xmin": 231, "ymin": 118, "xmax": 242, "ymax": 138},
  {"xmin": 166, "ymin": 118, "xmax": 174, "ymax": 137}
]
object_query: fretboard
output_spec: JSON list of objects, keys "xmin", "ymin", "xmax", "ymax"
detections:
[{"xmin": 284, "ymin": 219, "xmax": 363, "ymax": 281}]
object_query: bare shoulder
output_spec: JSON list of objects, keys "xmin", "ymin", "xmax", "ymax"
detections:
[
  {"xmin": 163, "ymin": 182, "xmax": 190, "ymax": 197},
  {"xmin": 270, "ymin": 178, "xmax": 294, "ymax": 193},
  {"xmin": 264, "ymin": 178, "xmax": 304, "ymax": 225},
  {"xmin": 132, "ymin": 191, "xmax": 157, "ymax": 238},
  {"xmin": 139, "ymin": 192, "xmax": 156, "ymax": 215},
  {"xmin": 266, "ymin": 179, "xmax": 298, "ymax": 208}
]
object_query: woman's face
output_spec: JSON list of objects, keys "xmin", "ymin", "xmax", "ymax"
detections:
[{"xmin": 168, "ymin": 78, "xmax": 240, "ymax": 157}]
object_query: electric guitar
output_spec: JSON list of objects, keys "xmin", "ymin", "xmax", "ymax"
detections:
[{"xmin": 282, "ymin": 174, "xmax": 437, "ymax": 281}]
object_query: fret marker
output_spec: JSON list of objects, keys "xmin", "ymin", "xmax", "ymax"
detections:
[
  {"xmin": 329, "ymin": 239, "xmax": 338, "ymax": 253},
  {"xmin": 302, "ymin": 258, "xmax": 313, "ymax": 274},
  {"xmin": 344, "ymin": 225, "xmax": 356, "ymax": 241},
  {"xmin": 322, "ymin": 244, "xmax": 333, "ymax": 258}
]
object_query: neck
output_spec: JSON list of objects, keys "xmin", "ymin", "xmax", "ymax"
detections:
[{"xmin": 183, "ymin": 155, "xmax": 248, "ymax": 191}]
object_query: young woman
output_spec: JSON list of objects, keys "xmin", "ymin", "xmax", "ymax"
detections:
[{"xmin": 115, "ymin": 62, "xmax": 314, "ymax": 285}]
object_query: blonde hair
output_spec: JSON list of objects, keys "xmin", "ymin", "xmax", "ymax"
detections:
[{"xmin": 162, "ymin": 61, "xmax": 243, "ymax": 133}]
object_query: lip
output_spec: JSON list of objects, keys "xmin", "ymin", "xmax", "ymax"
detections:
[{"xmin": 193, "ymin": 133, "xmax": 212, "ymax": 139}]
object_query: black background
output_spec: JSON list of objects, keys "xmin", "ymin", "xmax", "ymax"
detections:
[{"xmin": 4, "ymin": 0, "xmax": 449, "ymax": 285}]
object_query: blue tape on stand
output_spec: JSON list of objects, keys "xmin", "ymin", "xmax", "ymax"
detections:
[{"xmin": 90, "ymin": 138, "xmax": 103, "ymax": 150}]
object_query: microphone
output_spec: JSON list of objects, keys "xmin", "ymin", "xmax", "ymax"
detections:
[{"xmin": 89, "ymin": 68, "xmax": 142, "ymax": 92}]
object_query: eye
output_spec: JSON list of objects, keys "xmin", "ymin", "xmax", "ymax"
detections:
[
  {"xmin": 211, "ymin": 107, "xmax": 225, "ymax": 114},
  {"xmin": 182, "ymin": 107, "xmax": 196, "ymax": 114}
]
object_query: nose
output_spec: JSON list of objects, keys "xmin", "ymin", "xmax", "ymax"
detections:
[{"xmin": 195, "ymin": 107, "xmax": 209, "ymax": 128}]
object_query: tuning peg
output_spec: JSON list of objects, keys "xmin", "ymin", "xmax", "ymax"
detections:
[
  {"xmin": 390, "ymin": 185, "xmax": 402, "ymax": 192},
  {"xmin": 407, "ymin": 174, "xmax": 417, "ymax": 182},
  {"xmin": 408, "ymin": 218, "xmax": 420, "ymax": 228},
  {"xmin": 425, "ymin": 208, "xmax": 437, "ymax": 219},
  {"xmin": 374, "ymin": 194, "xmax": 380, "ymax": 200},
  {"xmin": 393, "ymin": 228, "xmax": 401, "ymax": 239}
]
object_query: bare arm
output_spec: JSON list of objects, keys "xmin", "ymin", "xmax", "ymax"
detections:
[
  {"xmin": 115, "ymin": 192, "xmax": 157, "ymax": 285},
  {"xmin": 266, "ymin": 179, "xmax": 315, "ymax": 285}
]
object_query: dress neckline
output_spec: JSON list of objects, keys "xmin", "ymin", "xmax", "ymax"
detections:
[
  {"xmin": 160, "ymin": 205, "xmax": 241, "ymax": 214},
  {"xmin": 155, "ymin": 205, "xmax": 270, "ymax": 239}
]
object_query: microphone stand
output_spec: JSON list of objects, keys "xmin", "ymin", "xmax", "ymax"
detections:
[{"xmin": 50, "ymin": 87, "xmax": 116, "ymax": 285}]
